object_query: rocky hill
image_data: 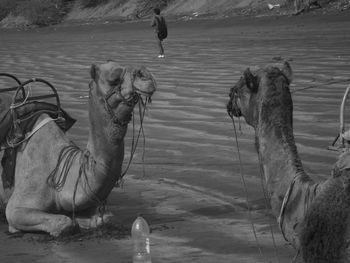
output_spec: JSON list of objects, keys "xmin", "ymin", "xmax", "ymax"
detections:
[{"xmin": 0, "ymin": 0, "xmax": 349, "ymax": 28}]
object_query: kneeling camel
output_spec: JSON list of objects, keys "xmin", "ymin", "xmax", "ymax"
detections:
[{"xmin": 0, "ymin": 61, "xmax": 156, "ymax": 237}]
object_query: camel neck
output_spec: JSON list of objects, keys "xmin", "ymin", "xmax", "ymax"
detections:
[
  {"xmin": 79, "ymin": 103, "xmax": 126, "ymax": 202},
  {"xmin": 256, "ymin": 114, "xmax": 309, "ymax": 213},
  {"xmin": 77, "ymin": 132, "xmax": 124, "ymax": 202},
  {"xmin": 86, "ymin": 88, "xmax": 126, "ymax": 176},
  {"xmin": 86, "ymin": 122, "xmax": 125, "ymax": 170}
]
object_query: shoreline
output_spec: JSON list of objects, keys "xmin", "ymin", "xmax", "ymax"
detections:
[{"xmin": 1, "ymin": 4, "xmax": 349, "ymax": 32}]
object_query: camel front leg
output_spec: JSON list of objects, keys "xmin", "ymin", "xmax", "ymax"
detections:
[{"xmin": 6, "ymin": 206, "xmax": 78, "ymax": 237}]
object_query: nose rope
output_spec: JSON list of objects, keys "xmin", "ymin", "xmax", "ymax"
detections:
[
  {"xmin": 229, "ymin": 115, "xmax": 265, "ymax": 261},
  {"xmin": 230, "ymin": 114, "xmax": 280, "ymax": 263},
  {"xmin": 117, "ymin": 97, "xmax": 148, "ymax": 186}
]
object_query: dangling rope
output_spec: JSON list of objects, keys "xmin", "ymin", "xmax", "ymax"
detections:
[
  {"xmin": 47, "ymin": 143, "xmax": 106, "ymax": 226},
  {"xmin": 139, "ymin": 96, "xmax": 148, "ymax": 178},
  {"xmin": 257, "ymin": 152, "xmax": 280, "ymax": 263},
  {"xmin": 117, "ymin": 95, "xmax": 149, "ymax": 186},
  {"xmin": 47, "ymin": 143, "xmax": 81, "ymax": 191},
  {"xmin": 72, "ymin": 149, "xmax": 107, "ymax": 225},
  {"xmin": 291, "ymin": 78, "xmax": 350, "ymax": 94},
  {"xmin": 230, "ymin": 116, "xmax": 265, "ymax": 261}
]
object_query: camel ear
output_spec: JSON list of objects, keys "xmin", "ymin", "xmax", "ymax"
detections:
[
  {"xmin": 90, "ymin": 64, "xmax": 98, "ymax": 81},
  {"xmin": 282, "ymin": 61, "xmax": 293, "ymax": 84},
  {"xmin": 244, "ymin": 68, "xmax": 258, "ymax": 92}
]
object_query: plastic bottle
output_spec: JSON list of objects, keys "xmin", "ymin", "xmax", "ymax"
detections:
[{"xmin": 131, "ymin": 215, "xmax": 152, "ymax": 263}]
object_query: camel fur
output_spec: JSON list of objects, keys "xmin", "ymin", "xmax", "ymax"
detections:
[
  {"xmin": 0, "ymin": 61, "xmax": 156, "ymax": 237},
  {"xmin": 227, "ymin": 62, "xmax": 350, "ymax": 262}
]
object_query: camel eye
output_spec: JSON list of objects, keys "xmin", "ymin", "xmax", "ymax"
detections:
[
  {"xmin": 135, "ymin": 70, "xmax": 143, "ymax": 78},
  {"xmin": 135, "ymin": 69, "xmax": 149, "ymax": 80}
]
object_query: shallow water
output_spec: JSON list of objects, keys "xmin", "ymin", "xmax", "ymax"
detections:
[{"xmin": 0, "ymin": 12, "xmax": 350, "ymax": 262}]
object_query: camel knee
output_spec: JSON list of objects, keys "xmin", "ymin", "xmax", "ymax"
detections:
[
  {"xmin": 5, "ymin": 205, "xmax": 76, "ymax": 236},
  {"xmin": 5, "ymin": 206, "xmax": 34, "ymax": 234},
  {"xmin": 5, "ymin": 205, "xmax": 23, "ymax": 231}
]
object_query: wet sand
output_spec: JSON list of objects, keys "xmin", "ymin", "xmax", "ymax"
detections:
[{"xmin": 0, "ymin": 11, "xmax": 350, "ymax": 262}]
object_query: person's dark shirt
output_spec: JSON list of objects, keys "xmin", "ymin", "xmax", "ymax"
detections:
[{"xmin": 151, "ymin": 14, "xmax": 164, "ymax": 33}]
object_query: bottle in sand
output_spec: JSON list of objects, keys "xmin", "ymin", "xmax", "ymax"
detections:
[{"xmin": 131, "ymin": 215, "xmax": 152, "ymax": 263}]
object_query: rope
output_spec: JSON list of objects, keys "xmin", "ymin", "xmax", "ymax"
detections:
[
  {"xmin": 72, "ymin": 149, "xmax": 106, "ymax": 225},
  {"xmin": 47, "ymin": 143, "xmax": 106, "ymax": 226},
  {"xmin": 291, "ymin": 78, "xmax": 350, "ymax": 93},
  {"xmin": 257, "ymin": 152, "xmax": 280, "ymax": 263},
  {"xmin": 9, "ymin": 84, "xmax": 31, "ymax": 110},
  {"xmin": 139, "ymin": 97, "xmax": 147, "ymax": 178},
  {"xmin": 230, "ymin": 116, "xmax": 266, "ymax": 261},
  {"xmin": 117, "ymin": 94, "xmax": 148, "ymax": 185},
  {"xmin": 47, "ymin": 143, "xmax": 81, "ymax": 191}
]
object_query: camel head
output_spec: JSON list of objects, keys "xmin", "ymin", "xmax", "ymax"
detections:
[
  {"xmin": 88, "ymin": 60, "xmax": 156, "ymax": 142},
  {"xmin": 227, "ymin": 62, "xmax": 293, "ymax": 127}
]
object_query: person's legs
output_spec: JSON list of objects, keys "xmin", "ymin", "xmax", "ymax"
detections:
[
  {"xmin": 155, "ymin": 35, "xmax": 164, "ymax": 57},
  {"xmin": 159, "ymin": 39, "xmax": 164, "ymax": 56}
]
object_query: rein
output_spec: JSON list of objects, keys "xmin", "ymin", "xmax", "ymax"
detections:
[
  {"xmin": 117, "ymin": 95, "xmax": 149, "ymax": 186},
  {"xmin": 229, "ymin": 115, "xmax": 266, "ymax": 260},
  {"xmin": 229, "ymin": 115, "xmax": 281, "ymax": 263}
]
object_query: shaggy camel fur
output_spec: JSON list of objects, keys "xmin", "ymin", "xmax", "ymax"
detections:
[
  {"xmin": 227, "ymin": 62, "xmax": 350, "ymax": 263},
  {"xmin": 0, "ymin": 61, "xmax": 156, "ymax": 236}
]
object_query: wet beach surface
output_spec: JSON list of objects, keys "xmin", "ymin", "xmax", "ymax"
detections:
[{"xmin": 0, "ymin": 11, "xmax": 350, "ymax": 262}]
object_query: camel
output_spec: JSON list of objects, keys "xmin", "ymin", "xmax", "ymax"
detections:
[
  {"xmin": 0, "ymin": 60, "xmax": 156, "ymax": 237},
  {"xmin": 227, "ymin": 62, "xmax": 350, "ymax": 262}
]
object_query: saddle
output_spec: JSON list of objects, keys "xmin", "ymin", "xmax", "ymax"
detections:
[{"xmin": 0, "ymin": 74, "xmax": 76, "ymax": 188}]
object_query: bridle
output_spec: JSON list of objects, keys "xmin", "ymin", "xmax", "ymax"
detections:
[
  {"xmin": 227, "ymin": 70, "xmax": 290, "ymax": 118},
  {"xmin": 89, "ymin": 67, "xmax": 140, "ymax": 127}
]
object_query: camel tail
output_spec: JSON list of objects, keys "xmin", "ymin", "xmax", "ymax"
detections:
[{"xmin": 300, "ymin": 179, "xmax": 350, "ymax": 263}]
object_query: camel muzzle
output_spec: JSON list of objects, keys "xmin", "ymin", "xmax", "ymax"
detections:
[{"xmin": 227, "ymin": 96, "xmax": 242, "ymax": 118}]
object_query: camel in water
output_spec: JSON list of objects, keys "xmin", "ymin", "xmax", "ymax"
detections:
[
  {"xmin": 0, "ymin": 61, "xmax": 156, "ymax": 237},
  {"xmin": 227, "ymin": 62, "xmax": 350, "ymax": 262}
]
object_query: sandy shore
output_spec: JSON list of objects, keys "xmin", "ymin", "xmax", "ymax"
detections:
[{"xmin": 0, "ymin": 10, "xmax": 350, "ymax": 262}]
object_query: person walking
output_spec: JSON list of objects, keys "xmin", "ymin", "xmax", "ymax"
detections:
[{"xmin": 150, "ymin": 8, "xmax": 167, "ymax": 58}]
